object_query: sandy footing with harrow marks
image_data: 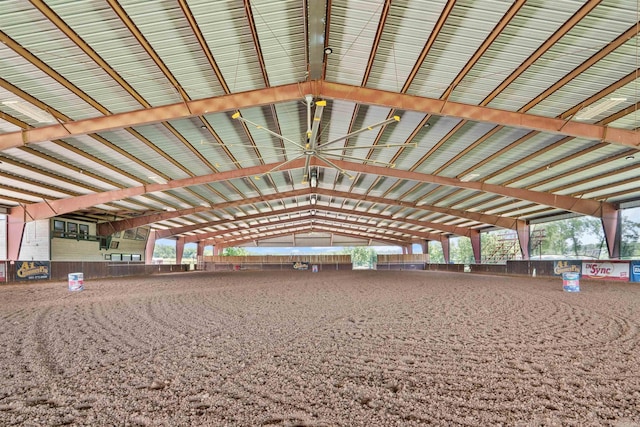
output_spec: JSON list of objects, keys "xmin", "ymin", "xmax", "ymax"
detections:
[{"xmin": 1, "ymin": 270, "xmax": 639, "ymax": 426}]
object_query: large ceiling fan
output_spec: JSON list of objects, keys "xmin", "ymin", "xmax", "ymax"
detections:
[{"xmin": 222, "ymin": 95, "xmax": 413, "ymax": 184}]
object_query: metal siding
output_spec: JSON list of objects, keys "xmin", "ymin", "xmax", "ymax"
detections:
[
  {"xmin": 408, "ymin": 0, "xmax": 514, "ymax": 99},
  {"xmin": 187, "ymin": 0, "xmax": 266, "ymax": 92},
  {"xmin": 2, "ymin": 148, "xmax": 118, "ymax": 192},
  {"xmin": 250, "ymin": 0, "xmax": 307, "ymax": 86},
  {"xmin": 117, "ymin": 0, "xmax": 227, "ymax": 100},
  {"xmin": 95, "ymin": 129, "xmax": 192, "ymax": 179},
  {"xmin": 366, "ymin": 0, "xmax": 449, "ymax": 91},
  {"xmin": 326, "ymin": 0, "xmax": 385, "ymax": 86}
]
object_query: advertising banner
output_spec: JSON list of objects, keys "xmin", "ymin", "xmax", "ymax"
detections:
[
  {"xmin": 553, "ymin": 260, "xmax": 582, "ymax": 276},
  {"xmin": 15, "ymin": 261, "xmax": 50, "ymax": 281},
  {"xmin": 582, "ymin": 261, "xmax": 630, "ymax": 281},
  {"xmin": 0, "ymin": 262, "xmax": 6, "ymax": 283},
  {"xmin": 293, "ymin": 261, "xmax": 309, "ymax": 270},
  {"xmin": 631, "ymin": 261, "xmax": 640, "ymax": 283}
]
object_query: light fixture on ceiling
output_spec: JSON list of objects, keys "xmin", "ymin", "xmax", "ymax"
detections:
[
  {"xmin": 324, "ymin": 47, "xmax": 333, "ymax": 55},
  {"xmin": 575, "ymin": 97, "xmax": 627, "ymax": 120},
  {"xmin": 2, "ymin": 100, "xmax": 55, "ymax": 123},
  {"xmin": 310, "ymin": 209, "xmax": 316, "ymax": 216},
  {"xmin": 310, "ymin": 194, "xmax": 317, "ymax": 205},
  {"xmin": 625, "ymin": 155, "xmax": 635, "ymax": 161},
  {"xmin": 310, "ymin": 169, "xmax": 318, "ymax": 188}
]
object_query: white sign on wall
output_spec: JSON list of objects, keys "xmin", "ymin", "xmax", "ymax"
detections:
[{"xmin": 582, "ymin": 261, "xmax": 630, "ymax": 281}]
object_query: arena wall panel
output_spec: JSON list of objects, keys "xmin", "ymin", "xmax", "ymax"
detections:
[{"xmin": 1, "ymin": 262, "xmax": 188, "ymax": 284}]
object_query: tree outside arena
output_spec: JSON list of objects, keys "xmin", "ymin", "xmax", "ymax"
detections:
[{"xmin": 433, "ymin": 209, "xmax": 640, "ymax": 264}]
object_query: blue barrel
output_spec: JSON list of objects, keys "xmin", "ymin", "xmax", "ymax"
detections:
[{"xmin": 562, "ymin": 272, "xmax": 580, "ymax": 292}]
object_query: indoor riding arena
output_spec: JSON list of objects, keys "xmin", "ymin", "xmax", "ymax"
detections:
[
  {"xmin": 2, "ymin": 1, "xmax": 640, "ymax": 426},
  {"xmin": 1, "ymin": 270, "xmax": 640, "ymax": 426}
]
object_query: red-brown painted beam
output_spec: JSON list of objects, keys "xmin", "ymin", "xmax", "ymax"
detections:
[
  {"xmin": 2, "ymin": 81, "xmax": 638, "ymax": 151},
  {"xmin": 158, "ymin": 203, "xmax": 466, "ymax": 241},
  {"xmin": 516, "ymin": 221, "xmax": 530, "ymax": 260},
  {"xmin": 12, "ymin": 159, "xmax": 306, "ymax": 221},
  {"xmin": 0, "ymin": 82, "xmax": 318, "ymax": 149},
  {"xmin": 440, "ymin": 236, "xmax": 450, "ymax": 264},
  {"xmin": 470, "ymin": 229, "xmax": 480, "ymax": 263},
  {"xmin": 177, "ymin": 206, "xmax": 444, "ymax": 243},
  {"xmin": 319, "ymin": 82, "xmax": 640, "ymax": 148},
  {"xmin": 199, "ymin": 217, "xmax": 414, "ymax": 246},
  {"xmin": 212, "ymin": 224, "xmax": 412, "ymax": 248},
  {"xmin": 316, "ymin": 189, "xmax": 526, "ymax": 231},
  {"xmin": 175, "ymin": 236, "xmax": 185, "ymax": 264},
  {"xmin": 601, "ymin": 204, "xmax": 620, "ymax": 259},
  {"xmin": 481, "ymin": 0, "xmax": 602, "ymax": 107},
  {"xmin": 145, "ymin": 229, "xmax": 157, "ymax": 265},
  {"xmin": 326, "ymin": 159, "xmax": 613, "ymax": 218},
  {"xmin": 97, "ymin": 188, "xmax": 311, "ymax": 235},
  {"xmin": 12, "ymin": 153, "xmax": 609, "ymax": 226},
  {"xmin": 402, "ymin": 0, "xmax": 456, "ymax": 93},
  {"xmin": 7, "ymin": 212, "xmax": 25, "ymax": 261},
  {"xmin": 103, "ymin": 186, "xmax": 518, "ymax": 240}
]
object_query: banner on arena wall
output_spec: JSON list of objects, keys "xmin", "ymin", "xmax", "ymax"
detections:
[
  {"xmin": 15, "ymin": 261, "xmax": 50, "ymax": 281},
  {"xmin": 293, "ymin": 261, "xmax": 309, "ymax": 270},
  {"xmin": 553, "ymin": 260, "xmax": 582, "ymax": 276},
  {"xmin": 582, "ymin": 261, "xmax": 630, "ymax": 281},
  {"xmin": 0, "ymin": 262, "xmax": 5, "ymax": 282},
  {"xmin": 631, "ymin": 261, "xmax": 640, "ymax": 283}
]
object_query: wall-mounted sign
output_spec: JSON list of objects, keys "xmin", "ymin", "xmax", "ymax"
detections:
[
  {"xmin": 15, "ymin": 261, "xmax": 50, "ymax": 281},
  {"xmin": 582, "ymin": 261, "xmax": 629, "ymax": 281},
  {"xmin": 553, "ymin": 260, "xmax": 582, "ymax": 276},
  {"xmin": 293, "ymin": 261, "xmax": 309, "ymax": 270},
  {"xmin": 631, "ymin": 261, "xmax": 640, "ymax": 283}
]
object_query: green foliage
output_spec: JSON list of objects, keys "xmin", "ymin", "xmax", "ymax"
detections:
[
  {"xmin": 621, "ymin": 213, "xmax": 640, "ymax": 258},
  {"xmin": 183, "ymin": 247, "xmax": 197, "ymax": 260},
  {"xmin": 531, "ymin": 216, "xmax": 605, "ymax": 258},
  {"xmin": 428, "ymin": 242, "xmax": 444, "ymax": 264},
  {"xmin": 340, "ymin": 246, "xmax": 377, "ymax": 268},
  {"xmin": 153, "ymin": 243, "xmax": 175, "ymax": 259},
  {"xmin": 222, "ymin": 247, "xmax": 249, "ymax": 256},
  {"xmin": 450, "ymin": 237, "xmax": 474, "ymax": 264}
]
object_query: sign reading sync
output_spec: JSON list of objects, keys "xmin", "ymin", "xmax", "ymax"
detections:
[{"xmin": 582, "ymin": 262, "xmax": 629, "ymax": 281}]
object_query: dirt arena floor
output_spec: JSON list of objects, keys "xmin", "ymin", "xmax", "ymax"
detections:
[{"xmin": 1, "ymin": 270, "xmax": 639, "ymax": 426}]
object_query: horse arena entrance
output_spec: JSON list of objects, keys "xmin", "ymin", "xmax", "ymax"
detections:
[{"xmin": 1, "ymin": 270, "xmax": 639, "ymax": 426}]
